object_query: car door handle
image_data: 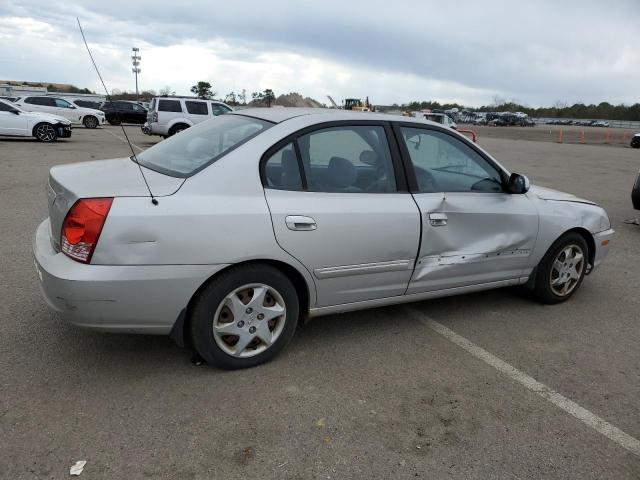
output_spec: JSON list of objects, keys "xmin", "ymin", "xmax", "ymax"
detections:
[
  {"xmin": 428, "ymin": 212, "xmax": 448, "ymax": 227},
  {"xmin": 285, "ymin": 215, "xmax": 317, "ymax": 231}
]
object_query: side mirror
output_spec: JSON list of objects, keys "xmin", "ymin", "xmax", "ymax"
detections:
[
  {"xmin": 10, "ymin": 109, "xmax": 20, "ymax": 115},
  {"xmin": 507, "ymin": 173, "xmax": 530, "ymax": 194}
]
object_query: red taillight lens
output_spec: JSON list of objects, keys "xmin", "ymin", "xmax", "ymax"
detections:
[{"xmin": 61, "ymin": 198, "xmax": 113, "ymax": 263}]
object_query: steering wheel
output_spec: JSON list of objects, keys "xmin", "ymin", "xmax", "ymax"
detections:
[{"xmin": 414, "ymin": 167, "xmax": 437, "ymax": 192}]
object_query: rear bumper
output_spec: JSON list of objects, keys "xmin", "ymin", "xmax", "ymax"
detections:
[
  {"xmin": 33, "ymin": 219, "xmax": 229, "ymax": 334},
  {"xmin": 591, "ymin": 228, "xmax": 614, "ymax": 272}
]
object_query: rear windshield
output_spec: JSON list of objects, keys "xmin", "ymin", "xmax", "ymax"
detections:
[
  {"xmin": 158, "ymin": 99, "xmax": 182, "ymax": 112},
  {"xmin": 136, "ymin": 115, "xmax": 272, "ymax": 177}
]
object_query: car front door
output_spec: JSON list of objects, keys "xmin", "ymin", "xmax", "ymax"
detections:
[
  {"xmin": 395, "ymin": 124, "xmax": 539, "ymax": 294},
  {"xmin": 52, "ymin": 98, "xmax": 78, "ymax": 122},
  {"xmin": 0, "ymin": 101, "xmax": 28, "ymax": 135},
  {"xmin": 263, "ymin": 122, "xmax": 421, "ymax": 307}
]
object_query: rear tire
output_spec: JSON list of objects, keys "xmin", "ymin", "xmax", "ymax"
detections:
[
  {"xmin": 190, "ymin": 264, "xmax": 299, "ymax": 369},
  {"xmin": 168, "ymin": 123, "xmax": 189, "ymax": 136},
  {"xmin": 33, "ymin": 123, "xmax": 57, "ymax": 142},
  {"xmin": 83, "ymin": 115, "xmax": 99, "ymax": 129},
  {"xmin": 532, "ymin": 232, "xmax": 589, "ymax": 304},
  {"xmin": 108, "ymin": 117, "xmax": 121, "ymax": 126},
  {"xmin": 631, "ymin": 138, "xmax": 640, "ymax": 149}
]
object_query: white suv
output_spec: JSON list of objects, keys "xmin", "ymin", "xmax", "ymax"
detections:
[
  {"xmin": 16, "ymin": 96, "xmax": 105, "ymax": 129},
  {"xmin": 142, "ymin": 96, "xmax": 232, "ymax": 137}
]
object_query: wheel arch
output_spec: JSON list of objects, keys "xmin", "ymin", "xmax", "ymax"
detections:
[
  {"xmin": 31, "ymin": 121, "xmax": 56, "ymax": 139},
  {"xmin": 564, "ymin": 227, "xmax": 596, "ymax": 268},
  {"xmin": 170, "ymin": 258, "xmax": 312, "ymax": 349}
]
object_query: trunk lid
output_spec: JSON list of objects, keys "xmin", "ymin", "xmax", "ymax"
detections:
[{"xmin": 47, "ymin": 157, "xmax": 184, "ymax": 251}]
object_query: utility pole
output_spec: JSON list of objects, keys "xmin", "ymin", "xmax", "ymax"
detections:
[{"xmin": 131, "ymin": 47, "xmax": 141, "ymax": 101}]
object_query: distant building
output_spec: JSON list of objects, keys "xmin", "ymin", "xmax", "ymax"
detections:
[
  {"xmin": 0, "ymin": 83, "xmax": 47, "ymax": 97},
  {"xmin": 0, "ymin": 81, "xmax": 105, "ymax": 103}
]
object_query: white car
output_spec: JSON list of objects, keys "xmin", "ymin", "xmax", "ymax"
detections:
[
  {"xmin": 142, "ymin": 96, "xmax": 232, "ymax": 137},
  {"xmin": 424, "ymin": 112, "xmax": 457, "ymax": 129},
  {"xmin": 16, "ymin": 96, "xmax": 105, "ymax": 129},
  {"xmin": 0, "ymin": 98, "xmax": 72, "ymax": 142}
]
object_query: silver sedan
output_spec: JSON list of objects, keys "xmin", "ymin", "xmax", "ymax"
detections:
[{"xmin": 33, "ymin": 108, "xmax": 614, "ymax": 368}]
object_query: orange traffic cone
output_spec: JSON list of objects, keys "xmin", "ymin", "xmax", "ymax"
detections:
[
  {"xmin": 557, "ymin": 129, "xmax": 564, "ymax": 143},
  {"xmin": 604, "ymin": 132, "xmax": 610, "ymax": 144},
  {"xmin": 580, "ymin": 131, "xmax": 585, "ymax": 144}
]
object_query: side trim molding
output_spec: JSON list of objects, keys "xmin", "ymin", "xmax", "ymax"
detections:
[{"xmin": 313, "ymin": 259, "xmax": 412, "ymax": 279}]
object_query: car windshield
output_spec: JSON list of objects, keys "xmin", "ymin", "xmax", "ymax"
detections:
[{"xmin": 136, "ymin": 114, "xmax": 272, "ymax": 177}]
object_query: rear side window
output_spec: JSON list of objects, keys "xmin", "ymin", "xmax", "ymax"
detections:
[
  {"xmin": 185, "ymin": 101, "xmax": 208, "ymax": 115},
  {"xmin": 26, "ymin": 97, "xmax": 55, "ymax": 106},
  {"xmin": 297, "ymin": 126, "xmax": 397, "ymax": 193},
  {"xmin": 136, "ymin": 115, "xmax": 272, "ymax": 177},
  {"xmin": 158, "ymin": 99, "xmax": 182, "ymax": 112},
  {"xmin": 75, "ymin": 100, "xmax": 101, "ymax": 109},
  {"xmin": 264, "ymin": 143, "xmax": 303, "ymax": 191}
]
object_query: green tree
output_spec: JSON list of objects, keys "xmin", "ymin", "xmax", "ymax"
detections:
[
  {"xmin": 190, "ymin": 81, "xmax": 214, "ymax": 99},
  {"xmin": 263, "ymin": 89, "xmax": 276, "ymax": 107}
]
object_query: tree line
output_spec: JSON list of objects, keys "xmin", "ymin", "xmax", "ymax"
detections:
[{"xmin": 397, "ymin": 99, "xmax": 640, "ymax": 121}]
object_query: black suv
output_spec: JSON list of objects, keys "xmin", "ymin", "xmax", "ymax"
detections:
[{"xmin": 101, "ymin": 101, "xmax": 147, "ymax": 125}]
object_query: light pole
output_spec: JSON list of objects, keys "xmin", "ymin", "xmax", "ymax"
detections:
[{"xmin": 131, "ymin": 47, "xmax": 141, "ymax": 101}]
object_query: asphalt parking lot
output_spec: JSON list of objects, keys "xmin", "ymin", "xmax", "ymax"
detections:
[{"xmin": 1, "ymin": 125, "xmax": 639, "ymax": 479}]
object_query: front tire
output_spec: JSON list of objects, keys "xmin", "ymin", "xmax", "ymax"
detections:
[
  {"xmin": 83, "ymin": 115, "xmax": 99, "ymax": 129},
  {"xmin": 532, "ymin": 232, "xmax": 588, "ymax": 304},
  {"xmin": 33, "ymin": 123, "xmax": 57, "ymax": 142},
  {"xmin": 190, "ymin": 264, "xmax": 299, "ymax": 369}
]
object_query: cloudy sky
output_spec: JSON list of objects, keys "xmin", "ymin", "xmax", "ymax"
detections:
[{"xmin": 0, "ymin": 0, "xmax": 638, "ymax": 107}]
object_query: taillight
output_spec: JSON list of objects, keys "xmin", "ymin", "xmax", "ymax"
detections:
[
  {"xmin": 61, "ymin": 198, "xmax": 113, "ymax": 264},
  {"xmin": 151, "ymin": 111, "xmax": 158, "ymax": 122}
]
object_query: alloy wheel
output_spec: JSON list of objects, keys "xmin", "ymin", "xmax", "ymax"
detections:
[
  {"xmin": 35, "ymin": 124, "xmax": 56, "ymax": 142},
  {"xmin": 212, "ymin": 283, "xmax": 287, "ymax": 358},
  {"xmin": 549, "ymin": 244, "xmax": 584, "ymax": 296}
]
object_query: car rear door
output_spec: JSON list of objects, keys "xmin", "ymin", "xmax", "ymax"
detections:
[
  {"xmin": 263, "ymin": 121, "xmax": 421, "ymax": 308},
  {"xmin": 394, "ymin": 123, "xmax": 539, "ymax": 293}
]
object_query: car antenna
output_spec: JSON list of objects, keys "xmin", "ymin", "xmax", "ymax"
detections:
[{"xmin": 76, "ymin": 17, "xmax": 158, "ymax": 206}]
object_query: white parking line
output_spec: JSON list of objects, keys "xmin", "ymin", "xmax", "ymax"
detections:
[
  {"xmin": 407, "ymin": 308, "xmax": 640, "ymax": 457},
  {"xmin": 103, "ymin": 128, "xmax": 144, "ymax": 152}
]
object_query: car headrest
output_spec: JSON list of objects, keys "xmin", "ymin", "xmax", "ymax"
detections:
[
  {"xmin": 359, "ymin": 150, "xmax": 378, "ymax": 166},
  {"xmin": 327, "ymin": 157, "xmax": 357, "ymax": 189}
]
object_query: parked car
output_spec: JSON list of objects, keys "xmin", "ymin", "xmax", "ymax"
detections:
[
  {"xmin": 631, "ymin": 133, "xmax": 640, "ymax": 149},
  {"xmin": 633, "ymin": 171, "xmax": 640, "ymax": 210},
  {"xmin": 101, "ymin": 100, "xmax": 148, "ymax": 125},
  {"xmin": 423, "ymin": 112, "xmax": 457, "ymax": 129},
  {"xmin": 142, "ymin": 96, "xmax": 232, "ymax": 137},
  {"xmin": 592, "ymin": 121, "xmax": 610, "ymax": 127},
  {"xmin": 16, "ymin": 96, "xmax": 105, "ymax": 129},
  {"xmin": 33, "ymin": 108, "xmax": 614, "ymax": 369},
  {"xmin": 71, "ymin": 99, "xmax": 103, "ymax": 110},
  {"xmin": 0, "ymin": 98, "xmax": 71, "ymax": 141}
]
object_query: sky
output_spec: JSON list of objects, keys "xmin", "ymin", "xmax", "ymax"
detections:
[{"xmin": 0, "ymin": 0, "xmax": 638, "ymax": 107}]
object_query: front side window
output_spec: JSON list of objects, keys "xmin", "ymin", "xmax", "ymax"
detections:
[
  {"xmin": 263, "ymin": 143, "xmax": 303, "ymax": 191},
  {"xmin": 136, "ymin": 114, "xmax": 271, "ymax": 177},
  {"xmin": 158, "ymin": 99, "xmax": 182, "ymax": 112},
  {"xmin": 211, "ymin": 104, "xmax": 231, "ymax": 116},
  {"xmin": 400, "ymin": 127, "xmax": 503, "ymax": 193},
  {"xmin": 186, "ymin": 101, "xmax": 208, "ymax": 115},
  {"xmin": 297, "ymin": 125, "xmax": 396, "ymax": 193},
  {"xmin": 54, "ymin": 98, "xmax": 73, "ymax": 108}
]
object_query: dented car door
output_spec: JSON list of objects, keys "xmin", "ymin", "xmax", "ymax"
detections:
[{"xmin": 395, "ymin": 125, "xmax": 539, "ymax": 293}]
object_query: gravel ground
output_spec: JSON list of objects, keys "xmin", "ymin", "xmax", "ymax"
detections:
[{"xmin": 1, "ymin": 125, "xmax": 639, "ymax": 479}]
